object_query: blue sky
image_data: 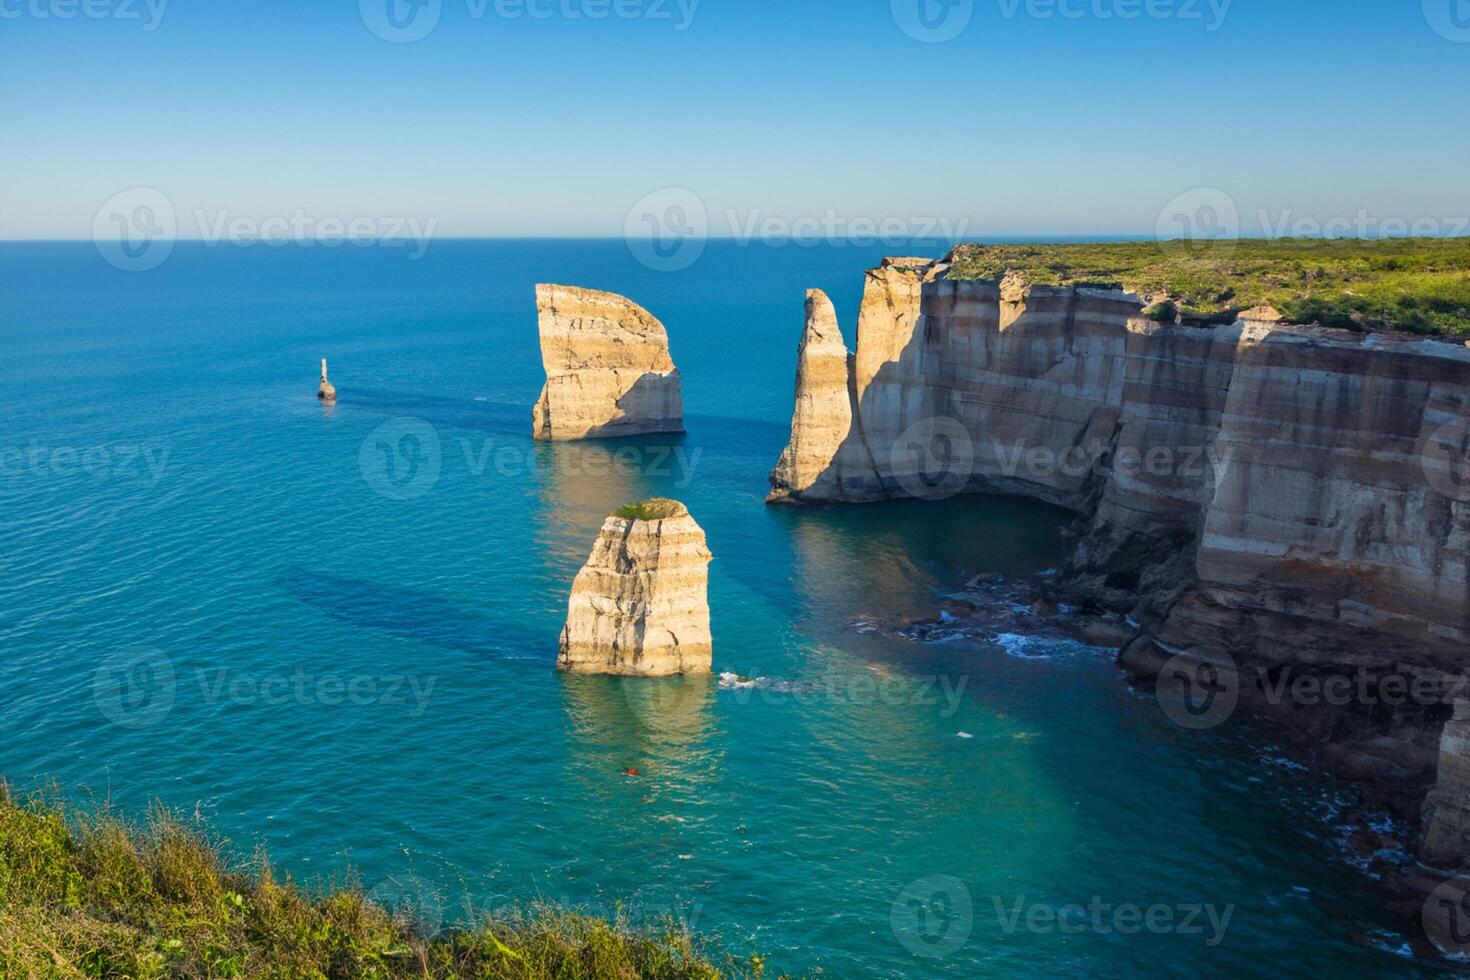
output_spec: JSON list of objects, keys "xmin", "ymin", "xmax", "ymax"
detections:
[{"xmin": 4, "ymin": 0, "xmax": 1470, "ymax": 239}]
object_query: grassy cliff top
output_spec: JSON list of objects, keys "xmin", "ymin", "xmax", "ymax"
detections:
[
  {"xmin": 945, "ymin": 238, "xmax": 1470, "ymax": 336},
  {"xmin": 613, "ymin": 498, "xmax": 688, "ymax": 521},
  {"xmin": 0, "ymin": 783, "xmax": 745, "ymax": 978}
]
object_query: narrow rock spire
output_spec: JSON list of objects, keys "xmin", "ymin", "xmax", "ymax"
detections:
[{"xmin": 317, "ymin": 358, "xmax": 337, "ymax": 403}]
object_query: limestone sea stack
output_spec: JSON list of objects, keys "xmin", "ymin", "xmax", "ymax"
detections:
[
  {"xmin": 317, "ymin": 358, "xmax": 336, "ymax": 403},
  {"xmin": 557, "ymin": 498, "xmax": 713, "ymax": 676},
  {"xmin": 768, "ymin": 290, "xmax": 861, "ymax": 503},
  {"xmin": 532, "ymin": 284, "xmax": 684, "ymax": 440}
]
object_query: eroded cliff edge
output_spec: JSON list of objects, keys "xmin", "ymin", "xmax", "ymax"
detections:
[
  {"xmin": 533, "ymin": 284, "xmax": 684, "ymax": 441},
  {"xmin": 769, "ymin": 255, "xmax": 1470, "ymax": 878}
]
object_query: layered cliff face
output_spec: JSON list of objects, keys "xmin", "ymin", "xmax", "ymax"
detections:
[
  {"xmin": 769, "ymin": 255, "xmax": 1470, "ymax": 867},
  {"xmin": 557, "ymin": 499, "xmax": 713, "ymax": 677},
  {"xmin": 533, "ymin": 284, "xmax": 684, "ymax": 441}
]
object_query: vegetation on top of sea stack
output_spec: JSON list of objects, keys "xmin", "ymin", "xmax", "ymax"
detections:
[
  {"xmin": 613, "ymin": 498, "xmax": 688, "ymax": 521},
  {"xmin": 945, "ymin": 238, "xmax": 1470, "ymax": 337},
  {"xmin": 0, "ymin": 782, "xmax": 751, "ymax": 979}
]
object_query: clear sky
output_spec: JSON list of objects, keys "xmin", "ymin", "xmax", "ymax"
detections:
[{"xmin": 4, "ymin": 0, "xmax": 1470, "ymax": 240}]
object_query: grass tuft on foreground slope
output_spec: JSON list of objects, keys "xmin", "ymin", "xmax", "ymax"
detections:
[
  {"xmin": 945, "ymin": 238, "xmax": 1470, "ymax": 337},
  {"xmin": 0, "ymin": 782, "xmax": 754, "ymax": 979}
]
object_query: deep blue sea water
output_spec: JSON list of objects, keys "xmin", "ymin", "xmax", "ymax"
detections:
[{"xmin": 0, "ymin": 240, "xmax": 1450, "ymax": 978}]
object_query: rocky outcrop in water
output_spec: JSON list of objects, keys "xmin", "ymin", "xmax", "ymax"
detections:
[
  {"xmin": 532, "ymin": 284, "xmax": 683, "ymax": 441},
  {"xmin": 768, "ymin": 253, "xmax": 1470, "ymax": 874},
  {"xmin": 557, "ymin": 498, "xmax": 713, "ymax": 676},
  {"xmin": 769, "ymin": 290, "xmax": 861, "ymax": 502},
  {"xmin": 317, "ymin": 358, "xmax": 336, "ymax": 403}
]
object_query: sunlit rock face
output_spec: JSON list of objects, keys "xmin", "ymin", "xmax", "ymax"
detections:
[
  {"xmin": 532, "ymin": 284, "xmax": 684, "ymax": 441},
  {"xmin": 556, "ymin": 499, "xmax": 713, "ymax": 677},
  {"xmin": 768, "ymin": 289, "xmax": 860, "ymax": 503},
  {"xmin": 768, "ymin": 255, "xmax": 1470, "ymax": 857}
]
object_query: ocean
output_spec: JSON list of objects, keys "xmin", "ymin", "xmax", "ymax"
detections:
[{"xmin": 0, "ymin": 239, "xmax": 1446, "ymax": 978}]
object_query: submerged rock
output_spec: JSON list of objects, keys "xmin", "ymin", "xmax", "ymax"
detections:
[
  {"xmin": 532, "ymin": 284, "xmax": 683, "ymax": 441},
  {"xmin": 317, "ymin": 358, "xmax": 336, "ymax": 403},
  {"xmin": 557, "ymin": 498, "xmax": 712, "ymax": 676}
]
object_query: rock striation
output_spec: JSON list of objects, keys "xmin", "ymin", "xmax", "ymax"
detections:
[
  {"xmin": 317, "ymin": 358, "xmax": 336, "ymax": 403},
  {"xmin": 769, "ymin": 253, "xmax": 1470, "ymax": 873},
  {"xmin": 557, "ymin": 498, "xmax": 713, "ymax": 676},
  {"xmin": 532, "ymin": 284, "xmax": 683, "ymax": 441}
]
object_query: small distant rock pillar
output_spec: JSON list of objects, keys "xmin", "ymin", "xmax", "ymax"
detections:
[
  {"xmin": 557, "ymin": 498, "xmax": 713, "ymax": 676},
  {"xmin": 1422, "ymin": 699, "xmax": 1470, "ymax": 869},
  {"xmin": 318, "ymin": 358, "xmax": 337, "ymax": 403}
]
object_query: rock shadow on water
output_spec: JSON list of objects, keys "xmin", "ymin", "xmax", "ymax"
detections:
[
  {"xmin": 277, "ymin": 567, "xmax": 546, "ymax": 660},
  {"xmin": 340, "ymin": 387, "xmax": 528, "ymax": 438}
]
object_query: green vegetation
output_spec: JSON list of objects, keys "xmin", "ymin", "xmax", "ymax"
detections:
[
  {"xmin": 612, "ymin": 499, "xmax": 686, "ymax": 522},
  {"xmin": 0, "ymin": 782, "xmax": 752, "ymax": 979},
  {"xmin": 945, "ymin": 238, "xmax": 1470, "ymax": 337}
]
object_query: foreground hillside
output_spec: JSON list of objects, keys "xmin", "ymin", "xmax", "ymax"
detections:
[
  {"xmin": 0, "ymin": 783, "xmax": 748, "ymax": 979},
  {"xmin": 946, "ymin": 238, "xmax": 1470, "ymax": 336}
]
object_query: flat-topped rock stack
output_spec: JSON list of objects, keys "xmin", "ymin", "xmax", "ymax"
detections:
[
  {"xmin": 532, "ymin": 284, "xmax": 684, "ymax": 441},
  {"xmin": 557, "ymin": 498, "xmax": 713, "ymax": 676}
]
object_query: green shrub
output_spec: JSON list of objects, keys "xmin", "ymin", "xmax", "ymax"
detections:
[
  {"xmin": 945, "ymin": 238, "xmax": 1470, "ymax": 337},
  {"xmin": 612, "ymin": 498, "xmax": 686, "ymax": 521},
  {"xmin": 0, "ymin": 782, "xmax": 757, "ymax": 979}
]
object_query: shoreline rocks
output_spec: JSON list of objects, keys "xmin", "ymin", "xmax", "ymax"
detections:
[
  {"xmin": 532, "ymin": 284, "xmax": 684, "ymax": 441},
  {"xmin": 557, "ymin": 498, "xmax": 713, "ymax": 677}
]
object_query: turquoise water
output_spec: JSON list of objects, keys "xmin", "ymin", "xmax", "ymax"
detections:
[{"xmin": 0, "ymin": 240, "xmax": 1447, "ymax": 978}]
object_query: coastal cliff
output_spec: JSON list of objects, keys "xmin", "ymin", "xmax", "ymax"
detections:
[
  {"xmin": 557, "ymin": 499, "xmax": 713, "ymax": 676},
  {"xmin": 769, "ymin": 254, "xmax": 1470, "ymax": 874},
  {"xmin": 533, "ymin": 284, "xmax": 684, "ymax": 441}
]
